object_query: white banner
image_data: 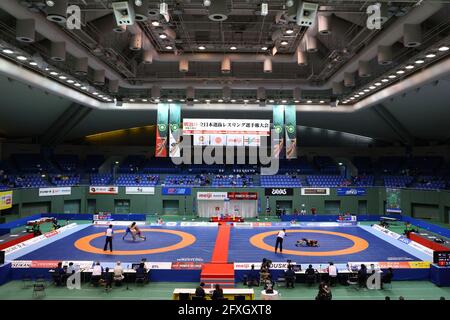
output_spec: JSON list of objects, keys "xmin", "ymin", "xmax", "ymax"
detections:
[
  {"xmin": 39, "ymin": 187, "xmax": 71, "ymax": 197},
  {"xmin": 183, "ymin": 119, "xmax": 270, "ymax": 135},
  {"xmin": 125, "ymin": 187, "xmax": 155, "ymax": 195},
  {"xmin": 89, "ymin": 186, "xmax": 118, "ymax": 194},
  {"xmin": 197, "ymin": 192, "xmax": 228, "ymax": 201},
  {"xmin": 301, "ymin": 188, "xmax": 330, "ymax": 196},
  {"xmin": 179, "ymin": 222, "xmax": 218, "ymax": 227},
  {"xmin": 93, "ymin": 221, "xmax": 146, "ymax": 226},
  {"xmin": 144, "ymin": 262, "xmax": 172, "ymax": 270}
]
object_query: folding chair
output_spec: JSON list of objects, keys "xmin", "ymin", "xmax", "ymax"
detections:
[{"xmin": 32, "ymin": 284, "xmax": 46, "ymax": 298}]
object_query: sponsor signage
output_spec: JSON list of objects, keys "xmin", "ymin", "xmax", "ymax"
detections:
[
  {"xmin": 336, "ymin": 187, "xmax": 367, "ymax": 196},
  {"xmin": 227, "ymin": 192, "xmax": 258, "ymax": 200},
  {"xmin": 144, "ymin": 262, "xmax": 172, "ymax": 270},
  {"xmin": 301, "ymin": 188, "xmax": 330, "ymax": 196},
  {"xmin": 125, "ymin": 187, "xmax": 155, "ymax": 195},
  {"xmin": 89, "ymin": 186, "xmax": 118, "ymax": 194},
  {"xmin": 39, "ymin": 187, "xmax": 71, "ymax": 197},
  {"xmin": 265, "ymin": 188, "xmax": 293, "ymax": 196},
  {"xmin": 11, "ymin": 260, "xmax": 32, "ymax": 268},
  {"xmin": 0, "ymin": 190, "xmax": 13, "ymax": 210},
  {"xmin": 171, "ymin": 262, "xmax": 203, "ymax": 270},
  {"xmin": 5, "ymin": 223, "xmax": 77, "ymax": 255},
  {"xmin": 162, "ymin": 187, "xmax": 191, "ymax": 195},
  {"xmin": 180, "ymin": 222, "xmax": 218, "ymax": 227},
  {"xmin": 197, "ymin": 192, "xmax": 228, "ymax": 201},
  {"xmin": 234, "ymin": 262, "xmax": 296, "ymax": 270}
]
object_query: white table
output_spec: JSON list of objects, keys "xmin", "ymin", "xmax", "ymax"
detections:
[
  {"xmin": 173, "ymin": 288, "xmax": 254, "ymax": 300},
  {"xmin": 261, "ymin": 290, "xmax": 279, "ymax": 300}
]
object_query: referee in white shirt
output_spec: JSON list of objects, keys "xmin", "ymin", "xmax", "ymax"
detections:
[
  {"xmin": 275, "ymin": 229, "xmax": 286, "ymax": 254},
  {"xmin": 103, "ymin": 224, "xmax": 114, "ymax": 252}
]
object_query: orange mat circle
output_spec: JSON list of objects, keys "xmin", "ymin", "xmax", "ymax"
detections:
[
  {"xmin": 74, "ymin": 229, "xmax": 196, "ymax": 255},
  {"xmin": 250, "ymin": 229, "xmax": 369, "ymax": 256}
]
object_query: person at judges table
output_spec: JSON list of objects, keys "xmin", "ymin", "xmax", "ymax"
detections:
[
  {"xmin": 194, "ymin": 282, "xmax": 206, "ymax": 299},
  {"xmin": 212, "ymin": 284, "xmax": 224, "ymax": 300}
]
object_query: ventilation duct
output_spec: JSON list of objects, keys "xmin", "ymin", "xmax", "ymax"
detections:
[
  {"xmin": 50, "ymin": 42, "xmax": 66, "ymax": 61},
  {"xmin": 378, "ymin": 45, "xmax": 392, "ymax": 65},
  {"xmin": 179, "ymin": 58, "xmax": 189, "ymax": 73},
  {"xmin": 305, "ymin": 35, "xmax": 318, "ymax": 53},
  {"xmin": 93, "ymin": 69, "xmax": 105, "ymax": 85},
  {"xmin": 130, "ymin": 33, "xmax": 143, "ymax": 51},
  {"xmin": 114, "ymin": 24, "xmax": 127, "ymax": 33},
  {"xmin": 318, "ymin": 14, "xmax": 331, "ymax": 35},
  {"xmin": 152, "ymin": 86, "xmax": 161, "ymax": 98},
  {"xmin": 74, "ymin": 57, "xmax": 88, "ymax": 75},
  {"xmin": 221, "ymin": 56, "xmax": 231, "ymax": 73},
  {"xmin": 108, "ymin": 79, "xmax": 119, "ymax": 93},
  {"xmin": 332, "ymin": 81, "xmax": 344, "ymax": 95},
  {"xmin": 263, "ymin": 58, "xmax": 272, "ymax": 73},
  {"xmin": 358, "ymin": 60, "xmax": 371, "ymax": 78},
  {"xmin": 222, "ymin": 86, "xmax": 231, "ymax": 99},
  {"xmin": 208, "ymin": 0, "xmax": 229, "ymax": 22},
  {"xmin": 403, "ymin": 24, "xmax": 422, "ymax": 47},
  {"xmin": 16, "ymin": 19, "xmax": 35, "ymax": 43},
  {"xmin": 143, "ymin": 50, "xmax": 153, "ymax": 64},
  {"xmin": 186, "ymin": 86, "xmax": 195, "ymax": 101},
  {"xmin": 46, "ymin": 0, "xmax": 68, "ymax": 24},
  {"xmin": 257, "ymin": 87, "xmax": 266, "ymax": 100},
  {"xmin": 297, "ymin": 49, "xmax": 307, "ymax": 66},
  {"xmin": 135, "ymin": 0, "xmax": 149, "ymax": 22},
  {"xmin": 344, "ymin": 72, "xmax": 355, "ymax": 87},
  {"xmin": 294, "ymin": 87, "xmax": 302, "ymax": 101}
]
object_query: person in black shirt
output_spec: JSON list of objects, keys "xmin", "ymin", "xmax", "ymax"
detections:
[
  {"xmin": 212, "ymin": 284, "xmax": 224, "ymax": 300},
  {"xmin": 285, "ymin": 266, "xmax": 296, "ymax": 288},
  {"xmin": 358, "ymin": 264, "xmax": 368, "ymax": 288},
  {"xmin": 195, "ymin": 282, "xmax": 206, "ymax": 299}
]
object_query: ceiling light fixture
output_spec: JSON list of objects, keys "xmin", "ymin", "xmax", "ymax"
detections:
[
  {"xmin": 151, "ymin": 21, "xmax": 160, "ymax": 27},
  {"xmin": 307, "ymin": 100, "xmax": 312, "ymax": 103},
  {"xmin": 381, "ymin": 79, "xmax": 389, "ymax": 82},
  {"xmin": 29, "ymin": 61, "xmax": 38, "ymax": 66},
  {"xmin": 396, "ymin": 70, "xmax": 405, "ymax": 74},
  {"xmin": 438, "ymin": 46, "xmax": 449, "ymax": 52},
  {"xmin": 405, "ymin": 65, "xmax": 414, "ymax": 69},
  {"xmin": 159, "ymin": 34, "xmax": 167, "ymax": 39},
  {"xmin": 280, "ymin": 41, "xmax": 288, "ymax": 46},
  {"xmin": 59, "ymin": 75, "xmax": 67, "ymax": 80},
  {"xmin": 415, "ymin": 59, "xmax": 425, "ymax": 64},
  {"xmin": 426, "ymin": 53, "xmax": 436, "ymax": 58},
  {"xmin": 2, "ymin": 49, "xmax": 14, "ymax": 54},
  {"xmin": 230, "ymin": 46, "xmax": 237, "ymax": 50},
  {"xmin": 261, "ymin": 46, "xmax": 268, "ymax": 51},
  {"xmin": 165, "ymin": 45, "xmax": 173, "ymax": 50},
  {"xmin": 285, "ymin": 29, "xmax": 294, "ymax": 34},
  {"xmin": 388, "ymin": 75, "xmax": 396, "ymax": 79},
  {"xmin": 198, "ymin": 45, "xmax": 206, "ymax": 50},
  {"xmin": 375, "ymin": 82, "xmax": 382, "ymax": 86},
  {"xmin": 17, "ymin": 55, "xmax": 27, "ymax": 61}
]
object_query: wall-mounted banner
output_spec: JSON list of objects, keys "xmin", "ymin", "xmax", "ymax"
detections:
[
  {"xmin": 183, "ymin": 119, "xmax": 270, "ymax": 135},
  {"xmin": 39, "ymin": 187, "xmax": 72, "ymax": 197},
  {"xmin": 336, "ymin": 188, "xmax": 367, "ymax": 196},
  {"xmin": 272, "ymin": 105, "xmax": 284, "ymax": 158},
  {"xmin": 125, "ymin": 187, "xmax": 155, "ymax": 195},
  {"xmin": 301, "ymin": 188, "xmax": 330, "ymax": 196},
  {"xmin": 227, "ymin": 192, "xmax": 258, "ymax": 200},
  {"xmin": 169, "ymin": 103, "xmax": 181, "ymax": 158},
  {"xmin": 0, "ymin": 190, "xmax": 13, "ymax": 210},
  {"xmin": 265, "ymin": 188, "xmax": 294, "ymax": 196},
  {"xmin": 162, "ymin": 187, "xmax": 191, "ymax": 195},
  {"xmin": 386, "ymin": 188, "xmax": 402, "ymax": 213},
  {"xmin": 89, "ymin": 186, "xmax": 119, "ymax": 194},
  {"xmin": 284, "ymin": 105, "xmax": 297, "ymax": 159},
  {"xmin": 156, "ymin": 103, "xmax": 169, "ymax": 157},
  {"xmin": 197, "ymin": 192, "xmax": 228, "ymax": 200}
]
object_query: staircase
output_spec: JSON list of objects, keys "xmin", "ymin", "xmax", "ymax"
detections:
[{"xmin": 200, "ymin": 225, "xmax": 235, "ymax": 288}]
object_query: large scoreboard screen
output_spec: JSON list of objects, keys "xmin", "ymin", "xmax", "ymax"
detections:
[{"xmin": 433, "ymin": 251, "xmax": 450, "ymax": 267}]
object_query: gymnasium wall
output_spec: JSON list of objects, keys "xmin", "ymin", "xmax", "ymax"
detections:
[{"xmin": 3, "ymin": 187, "xmax": 450, "ymax": 223}]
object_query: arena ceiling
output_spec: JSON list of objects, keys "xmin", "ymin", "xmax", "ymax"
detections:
[{"xmin": 0, "ymin": 1, "xmax": 449, "ymax": 146}]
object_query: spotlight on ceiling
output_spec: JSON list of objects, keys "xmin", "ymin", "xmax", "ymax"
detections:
[
  {"xmin": 203, "ymin": 0, "xmax": 211, "ymax": 6},
  {"xmin": 286, "ymin": 0, "xmax": 294, "ymax": 8},
  {"xmin": 112, "ymin": 1, "xmax": 136, "ymax": 26},
  {"xmin": 46, "ymin": 0, "xmax": 68, "ymax": 23}
]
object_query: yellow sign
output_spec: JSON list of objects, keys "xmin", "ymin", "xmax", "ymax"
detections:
[{"xmin": 0, "ymin": 190, "xmax": 13, "ymax": 210}]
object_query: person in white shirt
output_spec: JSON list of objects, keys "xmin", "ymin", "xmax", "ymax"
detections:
[
  {"xmin": 275, "ymin": 229, "xmax": 286, "ymax": 254},
  {"xmin": 91, "ymin": 262, "xmax": 103, "ymax": 286},
  {"xmin": 113, "ymin": 261, "xmax": 124, "ymax": 283},
  {"xmin": 327, "ymin": 262, "xmax": 338, "ymax": 286},
  {"xmin": 103, "ymin": 224, "xmax": 114, "ymax": 252}
]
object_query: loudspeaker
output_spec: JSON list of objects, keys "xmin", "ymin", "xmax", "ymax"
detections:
[
  {"xmin": 296, "ymin": 2, "xmax": 319, "ymax": 27},
  {"xmin": 0, "ymin": 251, "xmax": 4, "ymax": 265},
  {"xmin": 112, "ymin": 1, "xmax": 135, "ymax": 26}
]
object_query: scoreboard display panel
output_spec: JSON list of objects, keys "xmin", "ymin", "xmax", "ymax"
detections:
[{"xmin": 433, "ymin": 251, "xmax": 450, "ymax": 266}]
